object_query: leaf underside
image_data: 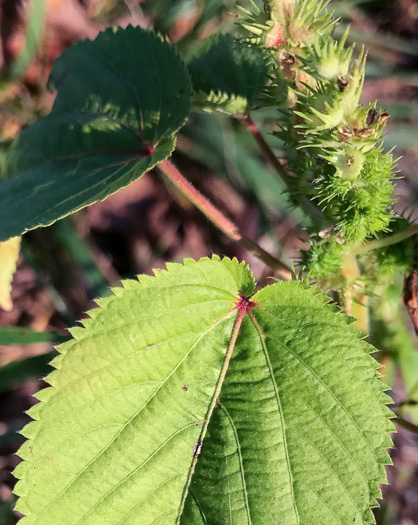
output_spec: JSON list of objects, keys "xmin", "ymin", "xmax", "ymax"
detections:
[
  {"xmin": 14, "ymin": 257, "xmax": 393, "ymax": 524},
  {"xmin": 187, "ymin": 35, "xmax": 269, "ymax": 115},
  {"xmin": 0, "ymin": 26, "xmax": 191, "ymax": 242}
]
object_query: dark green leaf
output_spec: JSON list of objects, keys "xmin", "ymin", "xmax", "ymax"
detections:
[
  {"xmin": 0, "ymin": 351, "xmax": 57, "ymax": 393},
  {"xmin": 187, "ymin": 34, "xmax": 269, "ymax": 115},
  {"xmin": 0, "ymin": 26, "xmax": 191, "ymax": 241}
]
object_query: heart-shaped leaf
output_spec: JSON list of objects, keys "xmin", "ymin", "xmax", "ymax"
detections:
[{"xmin": 14, "ymin": 257, "xmax": 393, "ymax": 524}]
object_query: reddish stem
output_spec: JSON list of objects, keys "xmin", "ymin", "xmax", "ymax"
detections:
[
  {"xmin": 234, "ymin": 294, "xmax": 258, "ymax": 313},
  {"xmin": 240, "ymin": 113, "xmax": 322, "ymax": 222},
  {"xmin": 404, "ymin": 271, "xmax": 418, "ymax": 336},
  {"xmin": 241, "ymin": 114, "xmax": 293, "ymax": 185},
  {"xmin": 158, "ymin": 159, "xmax": 292, "ymax": 279}
]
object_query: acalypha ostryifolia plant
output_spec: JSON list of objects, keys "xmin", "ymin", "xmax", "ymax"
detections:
[{"xmin": 4, "ymin": 0, "xmax": 414, "ymax": 523}]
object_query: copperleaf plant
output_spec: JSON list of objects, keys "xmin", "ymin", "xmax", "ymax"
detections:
[{"xmin": 1, "ymin": 0, "xmax": 406, "ymax": 523}]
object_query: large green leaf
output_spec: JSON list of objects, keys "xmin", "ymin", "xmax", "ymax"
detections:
[
  {"xmin": 0, "ymin": 26, "xmax": 191, "ymax": 242},
  {"xmin": 187, "ymin": 35, "xmax": 270, "ymax": 115},
  {"xmin": 14, "ymin": 257, "xmax": 392, "ymax": 524}
]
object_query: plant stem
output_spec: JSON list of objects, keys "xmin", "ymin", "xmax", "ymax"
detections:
[
  {"xmin": 340, "ymin": 252, "xmax": 369, "ymax": 330},
  {"xmin": 241, "ymin": 114, "xmax": 294, "ymax": 185},
  {"xmin": 354, "ymin": 224, "xmax": 418, "ymax": 255},
  {"xmin": 393, "ymin": 399, "xmax": 418, "ymax": 408},
  {"xmin": 240, "ymin": 113, "xmax": 322, "ymax": 222},
  {"xmin": 395, "ymin": 415, "xmax": 418, "ymax": 435},
  {"xmin": 159, "ymin": 159, "xmax": 292, "ymax": 279}
]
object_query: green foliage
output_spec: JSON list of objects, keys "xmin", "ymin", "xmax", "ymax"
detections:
[
  {"xmin": 369, "ymin": 216, "xmax": 415, "ymax": 276},
  {"xmin": 0, "ymin": 351, "xmax": 57, "ymax": 394},
  {"xmin": 0, "ymin": 327, "xmax": 68, "ymax": 346},
  {"xmin": 14, "ymin": 257, "xmax": 393, "ymax": 524},
  {"xmin": 187, "ymin": 34, "xmax": 270, "ymax": 115},
  {"xmin": 300, "ymin": 236, "xmax": 344, "ymax": 279},
  {"xmin": 0, "ymin": 26, "xmax": 191, "ymax": 242}
]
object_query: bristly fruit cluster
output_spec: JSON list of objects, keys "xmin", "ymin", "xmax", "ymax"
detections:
[{"xmin": 240, "ymin": 0, "xmax": 402, "ymax": 280}]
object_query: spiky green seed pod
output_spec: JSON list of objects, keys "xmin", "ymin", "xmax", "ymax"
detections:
[
  {"xmin": 304, "ymin": 30, "xmax": 353, "ymax": 80},
  {"xmin": 240, "ymin": 0, "xmax": 335, "ymax": 50},
  {"xmin": 294, "ymin": 51, "xmax": 366, "ymax": 133},
  {"xmin": 314, "ymin": 146, "xmax": 396, "ymax": 242},
  {"xmin": 300, "ymin": 237, "xmax": 344, "ymax": 278}
]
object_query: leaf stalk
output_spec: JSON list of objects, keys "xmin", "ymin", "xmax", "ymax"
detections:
[
  {"xmin": 158, "ymin": 159, "xmax": 292, "ymax": 279},
  {"xmin": 240, "ymin": 114, "xmax": 293, "ymax": 185},
  {"xmin": 353, "ymin": 224, "xmax": 418, "ymax": 255}
]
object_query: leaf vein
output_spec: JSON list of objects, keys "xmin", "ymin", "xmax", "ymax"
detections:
[
  {"xmin": 248, "ymin": 312, "xmax": 300, "ymax": 524},
  {"xmin": 76, "ymin": 423, "xmax": 195, "ymax": 523},
  {"xmin": 190, "ymin": 490, "xmax": 208, "ymax": 525},
  {"xmin": 267, "ymin": 330, "xmax": 379, "ymax": 464},
  {"xmin": 36, "ymin": 307, "xmax": 236, "ymax": 519},
  {"xmin": 291, "ymin": 417, "xmax": 363, "ymax": 517},
  {"xmin": 115, "ymin": 473, "xmax": 182, "ymax": 525},
  {"xmin": 218, "ymin": 402, "xmax": 252, "ymax": 524}
]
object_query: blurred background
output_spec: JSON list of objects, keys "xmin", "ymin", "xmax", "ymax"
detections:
[{"xmin": 1, "ymin": 0, "xmax": 418, "ymax": 523}]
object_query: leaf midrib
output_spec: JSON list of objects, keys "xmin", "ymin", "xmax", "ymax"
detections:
[{"xmin": 176, "ymin": 304, "xmax": 247, "ymax": 523}]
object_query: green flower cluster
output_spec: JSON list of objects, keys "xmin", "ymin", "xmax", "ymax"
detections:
[{"xmin": 240, "ymin": 0, "xmax": 398, "ymax": 278}]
